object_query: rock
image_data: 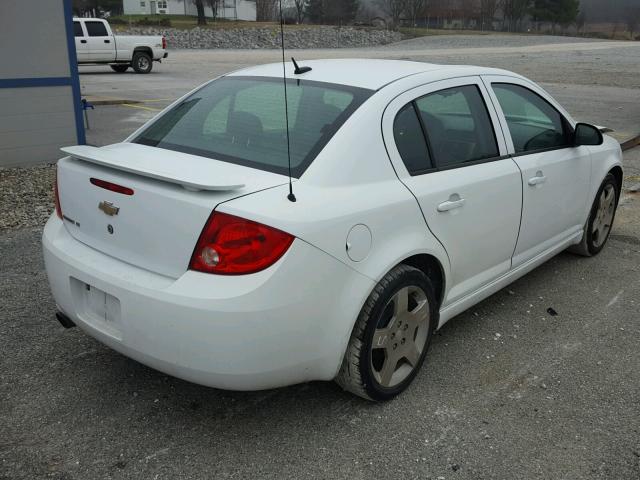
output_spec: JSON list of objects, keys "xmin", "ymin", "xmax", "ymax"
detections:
[{"xmin": 114, "ymin": 25, "xmax": 403, "ymax": 50}]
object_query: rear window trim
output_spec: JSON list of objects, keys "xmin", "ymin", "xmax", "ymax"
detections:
[{"xmin": 133, "ymin": 76, "xmax": 374, "ymax": 178}]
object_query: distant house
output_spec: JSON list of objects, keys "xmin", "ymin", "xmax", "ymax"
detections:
[{"xmin": 122, "ymin": 0, "xmax": 257, "ymax": 21}]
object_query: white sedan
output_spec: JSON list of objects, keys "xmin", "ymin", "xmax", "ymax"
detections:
[{"xmin": 44, "ymin": 60, "xmax": 622, "ymax": 401}]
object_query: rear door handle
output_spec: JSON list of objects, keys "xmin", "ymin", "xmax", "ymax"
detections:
[
  {"xmin": 437, "ymin": 195, "xmax": 466, "ymax": 212},
  {"xmin": 104, "ymin": 39, "xmax": 111, "ymax": 43},
  {"xmin": 80, "ymin": 39, "xmax": 87, "ymax": 44},
  {"xmin": 528, "ymin": 171, "xmax": 547, "ymax": 186}
]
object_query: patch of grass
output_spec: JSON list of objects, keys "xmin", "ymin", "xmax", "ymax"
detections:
[
  {"xmin": 399, "ymin": 27, "xmax": 506, "ymax": 38},
  {"xmin": 400, "ymin": 26, "xmax": 638, "ymax": 41}
]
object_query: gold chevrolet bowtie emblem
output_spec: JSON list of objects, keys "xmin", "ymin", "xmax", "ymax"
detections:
[{"xmin": 98, "ymin": 201, "xmax": 120, "ymax": 216}]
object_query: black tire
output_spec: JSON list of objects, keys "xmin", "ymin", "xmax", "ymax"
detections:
[
  {"xmin": 110, "ymin": 64, "xmax": 129, "ymax": 73},
  {"xmin": 569, "ymin": 173, "xmax": 619, "ymax": 257},
  {"xmin": 132, "ymin": 52, "xmax": 153, "ymax": 74},
  {"xmin": 335, "ymin": 264, "xmax": 438, "ymax": 402}
]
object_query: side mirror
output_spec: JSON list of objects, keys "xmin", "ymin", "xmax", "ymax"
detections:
[{"xmin": 574, "ymin": 123, "xmax": 603, "ymax": 146}]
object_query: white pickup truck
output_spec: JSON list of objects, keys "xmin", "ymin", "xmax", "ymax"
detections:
[{"xmin": 73, "ymin": 18, "xmax": 168, "ymax": 74}]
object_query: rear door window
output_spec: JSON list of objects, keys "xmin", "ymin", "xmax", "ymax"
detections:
[
  {"xmin": 85, "ymin": 21, "xmax": 108, "ymax": 37},
  {"xmin": 492, "ymin": 83, "xmax": 571, "ymax": 153},
  {"xmin": 73, "ymin": 21, "xmax": 84, "ymax": 37},
  {"xmin": 135, "ymin": 77, "xmax": 372, "ymax": 177},
  {"xmin": 415, "ymin": 85, "xmax": 499, "ymax": 168}
]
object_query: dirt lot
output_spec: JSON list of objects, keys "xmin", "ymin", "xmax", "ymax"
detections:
[{"xmin": 1, "ymin": 35, "xmax": 639, "ymax": 479}]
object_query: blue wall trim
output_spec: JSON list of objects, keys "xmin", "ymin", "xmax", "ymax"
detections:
[
  {"xmin": 62, "ymin": 0, "xmax": 86, "ymax": 145},
  {"xmin": 0, "ymin": 77, "xmax": 72, "ymax": 89}
]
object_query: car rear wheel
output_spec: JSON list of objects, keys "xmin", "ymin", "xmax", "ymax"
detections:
[
  {"xmin": 132, "ymin": 52, "xmax": 152, "ymax": 74},
  {"xmin": 110, "ymin": 64, "xmax": 129, "ymax": 73},
  {"xmin": 569, "ymin": 173, "xmax": 619, "ymax": 257},
  {"xmin": 336, "ymin": 264, "xmax": 437, "ymax": 401}
]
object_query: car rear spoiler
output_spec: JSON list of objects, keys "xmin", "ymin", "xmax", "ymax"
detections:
[{"xmin": 60, "ymin": 144, "xmax": 246, "ymax": 192}]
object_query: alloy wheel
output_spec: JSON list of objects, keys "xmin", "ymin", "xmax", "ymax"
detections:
[
  {"xmin": 370, "ymin": 286, "xmax": 430, "ymax": 388},
  {"xmin": 592, "ymin": 183, "xmax": 616, "ymax": 248}
]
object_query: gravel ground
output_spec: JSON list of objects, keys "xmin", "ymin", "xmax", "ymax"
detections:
[
  {"xmin": 1, "ymin": 187, "xmax": 639, "ymax": 479},
  {"xmin": 2, "ymin": 33, "xmax": 640, "ymax": 479},
  {"xmin": 0, "ymin": 165, "xmax": 54, "ymax": 232}
]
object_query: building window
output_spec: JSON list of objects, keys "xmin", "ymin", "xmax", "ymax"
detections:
[
  {"xmin": 140, "ymin": 1, "xmax": 145, "ymax": 7},
  {"xmin": 158, "ymin": 1, "xmax": 167, "ymax": 8}
]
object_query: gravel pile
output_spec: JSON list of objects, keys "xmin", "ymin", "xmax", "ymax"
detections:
[
  {"xmin": 117, "ymin": 26, "xmax": 403, "ymax": 49},
  {"xmin": 0, "ymin": 165, "xmax": 55, "ymax": 231}
]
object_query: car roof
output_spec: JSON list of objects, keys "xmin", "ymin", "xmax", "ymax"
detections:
[{"xmin": 227, "ymin": 59, "xmax": 514, "ymax": 91}]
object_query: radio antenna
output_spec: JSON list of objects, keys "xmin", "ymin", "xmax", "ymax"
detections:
[{"xmin": 279, "ymin": 0, "xmax": 296, "ymax": 203}]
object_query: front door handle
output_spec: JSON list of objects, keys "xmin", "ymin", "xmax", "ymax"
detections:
[
  {"xmin": 528, "ymin": 171, "xmax": 547, "ymax": 186},
  {"xmin": 80, "ymin": 39, "xmax": 87, "ymax": 44},
  {"xmin": 104, "ymin": 39, "xmax": 111, "ymax": 43},
  {"xmin": 437, "ymin": 194, "xmax": 466, "ymax": 212}
]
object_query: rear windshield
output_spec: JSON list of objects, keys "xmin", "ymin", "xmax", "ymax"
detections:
[{"xmin": 134, "ymin": 76, "xmax": 372, "ymax": 177}]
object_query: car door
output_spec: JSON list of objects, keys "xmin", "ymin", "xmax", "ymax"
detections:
[
  {"xmin": 73, "ymin": 20, "xmax": 89, "ymax": 62},
  {"xmin": 383, "ymin": 77, "xmax": 522, "ymax": 306},
  {"xmin": 84, "ymin": 20, "xmax": 115, "ymax": 62},
  {"xmin": 482, "ymin": 76, "xmax": 591, "ymax": 267}
]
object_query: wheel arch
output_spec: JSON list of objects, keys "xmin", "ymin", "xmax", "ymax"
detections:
[
  {"xmin": 609, "ymin": 165, "xmax": 623, "ymax": 203},
  {"xmin": 133, "ymin": 46, "xmax": 153, "ymax": 57},
  {"xmin": 400, "ymin": 253, "xmax": 446, "ymax": 307}
]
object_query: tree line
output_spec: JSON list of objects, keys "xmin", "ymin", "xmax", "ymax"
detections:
[
  {"xmin": 373, "ymin": 0, "xmax": 582, "ymax": 31},
  {"xmin": 246, "ymin": 0, "xmax": 585, "ymax": 32}
]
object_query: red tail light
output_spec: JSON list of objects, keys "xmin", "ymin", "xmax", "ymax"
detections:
[
  {"xmin": 190, "ymin": 212, "xmax": 294, "ymax": 275},
  {"xmin": 54, "ymin": 168, "xmax": 63, "ymax": 219},
  {"xmin": 162, "ymin": 36, "xmax": 167, "ymax": 49},
  {"xmin": 90, "ymin": 178, "xmax": 134, "ymax": 196}
]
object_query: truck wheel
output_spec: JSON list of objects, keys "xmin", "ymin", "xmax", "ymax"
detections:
[
  {"xmin": 132, "ymin": 52, "xmax": 152, "ymax": 74},
  {"xmin": 110, "ymin": 64, "xmax": 129, "ymax": 73}
]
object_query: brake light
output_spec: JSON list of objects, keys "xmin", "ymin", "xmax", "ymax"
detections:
[
  {"xmin": 90, "ymin": 178, "xmax": 134, "ymax": 196},
  {"xmin": 190, "ymin": 212, "xmax": 294, "ymax": 275},
  {"xmin": 54, "ymin": 168, "xmax": 62, "ymax": 219},
  {"xmin": 162, "ymin": 36, "xmax": 167, "ymax": 49}
]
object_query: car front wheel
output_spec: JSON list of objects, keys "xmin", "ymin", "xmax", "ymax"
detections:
[
  {"xmin": 336, "ymin": 264, "xmax": 437, "ymax": 401},
  {"xmin": 569, "ymin": 173, "xmax": 619, "ymax": 256}
]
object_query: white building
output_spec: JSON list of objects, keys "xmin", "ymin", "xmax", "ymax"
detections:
[{"xmin": 123, "ymin": 0, "xmax": 257, "ymax": 22}]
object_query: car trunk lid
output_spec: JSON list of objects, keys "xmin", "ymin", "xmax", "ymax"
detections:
[{"xmin": 56, "ymin": 143, "xmax": 288, "ymax": 278}]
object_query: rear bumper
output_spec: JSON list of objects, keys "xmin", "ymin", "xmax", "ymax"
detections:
[{"xmin": 42, "ymin": 216, "xmax": 374, "ymax": 390}]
